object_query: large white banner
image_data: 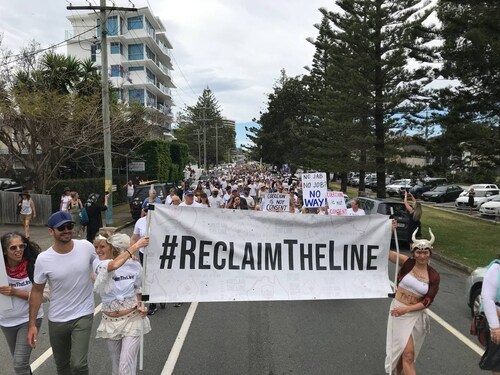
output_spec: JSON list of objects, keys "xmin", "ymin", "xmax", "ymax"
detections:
[{"xmin": 144, "ymin": 205, "xmax": 393, "ymax": 303}]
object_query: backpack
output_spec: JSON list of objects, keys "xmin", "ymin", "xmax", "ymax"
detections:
[{"xmin": 79, "ymin": 207, "xmax": 89, "ymax": 225}]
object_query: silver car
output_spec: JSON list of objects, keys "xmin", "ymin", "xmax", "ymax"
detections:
[{"xmin": 465, "ymin": 266, "xmax": 485, "ymax": 316}]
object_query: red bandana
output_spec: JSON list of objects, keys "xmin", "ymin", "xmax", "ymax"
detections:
[{"xmin": 6, "ymin": 259, "xmax": 28, "ymax": 279}]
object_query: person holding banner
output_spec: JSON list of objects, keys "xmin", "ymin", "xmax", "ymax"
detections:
[
  {"xmin": 346, "ymin": 198, "xmax": 366, "ymax": 216},
  {"xmin": 93, "ymin": 232, "xmax": 151, "ymax": 375},
  {"xmin": 385, "ymin": 228, "xmax": 440, "ymax": 375},
  {"xmin": 0, "ymin": 232, "xmax": 44, "ymax": 375}
]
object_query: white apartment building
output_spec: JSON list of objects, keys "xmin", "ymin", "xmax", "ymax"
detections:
[{"xmin": 67, "ymin": 7, "xmax": 175, "ymax": 140}]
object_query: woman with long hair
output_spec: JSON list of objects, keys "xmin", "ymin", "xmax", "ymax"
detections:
[
  {"xmin": 0, "ymin": 232, "xmax": 44, "ymax": 375},
  {"xmin": 404, "ymin": 191, "xmax": 422, "ymax": 245},
  {"xmin": 93, "ymin": 231, "xmax": 151, "ymax": 375},
  {"xmin": 386, "ymin": 228, "xmax": 440, "ymax": 374}
]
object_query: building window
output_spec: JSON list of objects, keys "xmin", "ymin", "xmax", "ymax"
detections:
[
  {"xmin": 128, "ymin": 66, "xmax": 144, "ymax": 72},
  {"xmin": 146, "ymin": 90, "xmax": 156, "ymax": 108},
  {"xmin": 97, "ymin": 16, "xmax": 120, "ymax": 36},
  {"xmin": 145, "ymin": 17, "xmax": 155, "ymax": 38},
  {"xmin": 111, "ymin": 65, "xmax": 123, "ymax": 77},
  {"xmin": 128, "ymin": 43, "xmax": 144, "ymax": 60},
  {"xmin": 145, "ymin": 45, "xmax": 156, "ymax": 62},
  {"xmin": 91, "ymin": 44, "xmax": 101, "ymax": 62},
  {"xmin": 146, "ymin": 68, "xmax": 155, "ymax": 84},
  {"xmin": 110, "ymin": 42, "xmax": 122, "ymax": 55},
  {"xmin": 129, "ymin": 89, "xmax": 144, "ymax": 104},
  {"xmin": 128, "ymin": 15, "xmax": 143, "ymax": 30}
]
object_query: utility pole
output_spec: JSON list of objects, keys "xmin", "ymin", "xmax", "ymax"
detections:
[
  {"xmin": 197, "ymin": 107, "xmax": 212, "ymax": 172},
  {"xmin": 194, "ymin": 129, "xmax": 203, "ymax": 168},
  {"xmin": 67, "ymin": 2, "xmax": 137, "ymax": 225}
]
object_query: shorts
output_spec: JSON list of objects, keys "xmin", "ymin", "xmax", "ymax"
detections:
[
  {"xmin": 20, "ymin": 214, "xmax": 32, "ymax": 224},
  {"xmin": 96, "ymin": 310, "xmax": 151, "ymax": 340}
]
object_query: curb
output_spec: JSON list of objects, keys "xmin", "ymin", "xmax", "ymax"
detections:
[{"xmin": 431, "ymin": 252, "xmax": 474, "ymax": 274}]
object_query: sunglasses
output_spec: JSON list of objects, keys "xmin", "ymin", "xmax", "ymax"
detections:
[
  {"xmin": 8, "ymin": 243, "xmax": 27, "ymax": 252},
  {"xmin": 55, "ymin": 223, "xmax": 75, "ymax": 232}
]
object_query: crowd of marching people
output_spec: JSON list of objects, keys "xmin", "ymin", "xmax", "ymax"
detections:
[{"xmin": 7, "ymin": 163, "xmax": 500, "ymax": 374}]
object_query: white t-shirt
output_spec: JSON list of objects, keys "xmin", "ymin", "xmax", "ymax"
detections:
[
  {"xmin": 34, "ymin": 239, "xmax": 96, "ymax": 322},
  {"xmin": 241, "ymin": 195, "xmax": 255, "ymax": 208},
  {"xmin": 179, "ymin": 201, "xmax": 203, "ymax": 207},
  {"xmin": 208, "ymin": 195, "xmax": 223, "ymax": 208},
  {"xmin": 0, "ymin": 275, "xmax": 43, "ymax": 327},
  {"xmin": 133, "ymin": 217, "xmax": 147, "ymax": 254},
  {"xmin": 20, "ymin": 199, "xmax": 32, "ymax": 215},
  {"xmin": 127, "ymin": 184, "xmax": 134, "ymax": 198},
  {"xmin": 60, "ymin": 195, "xmax": 71, "ymax": 211},
  {"xmin": 346, "ymin": 208, "xmax": 366, "ymax": 216},
  {"xmin": 248, "ymin": 184, "xmax": 257, "ymax": 197},
  {"xmin": 92, "ymin": 259, "xmax": 142, "ymax": 304}
]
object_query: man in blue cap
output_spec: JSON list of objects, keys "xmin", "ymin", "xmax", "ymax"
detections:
[{"xmin": 27, "ymin": 211, "xmax": 96, "ymax": 375}]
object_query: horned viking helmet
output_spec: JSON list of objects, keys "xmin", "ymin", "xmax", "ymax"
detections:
[{"xmin": 411, "ymin": 228, "xmax": 435, "ymax": 251}]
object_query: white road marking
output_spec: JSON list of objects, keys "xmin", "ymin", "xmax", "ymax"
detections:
[
  {"xmin": 161, "ymin": 302, "xmax": 199, "ymax": 375},
  {"xmin": 427, "ymin": 309, "xmax": 484, "ymax": 356},
  {"xmin": 31, "ymin": 304, "xmax": 102, "ymax": 371}
]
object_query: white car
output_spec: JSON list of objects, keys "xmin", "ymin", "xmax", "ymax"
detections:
[
  {"xmin": 466, "ymin": 266, "xmax": 485, "ymax": 316},
  {"xmin": 479, "ymin": 195, "xmax": 500, "ymax": 217},
  {"xmin": 386, "ymin": 179, "xmax": 411, "ymax": 197},
  {"xmin": 459, "ymin": 184, "xmax": 499, "ymax": 197},
  {"xmin": 455, "ymin": 189, "xmax": 500, "ymax": 210}
]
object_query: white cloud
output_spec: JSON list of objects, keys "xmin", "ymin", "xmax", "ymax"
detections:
[{"xmin": 0, "ymin": 0, "xmax": 330, "ymax": 136}]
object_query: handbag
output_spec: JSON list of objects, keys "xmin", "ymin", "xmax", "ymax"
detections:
[
  {"xmin": 16, "ymin": 202, "xmax": 22, "ymax": 215},
  {"xmin": 471, "ymin": 312, "xmax": 487, "ymax": 347}
]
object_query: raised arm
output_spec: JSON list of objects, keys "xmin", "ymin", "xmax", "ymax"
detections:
[
  {"xmin": 107, "ymin": 236, "xmax": 149, "ymax": 272},
  {"xmin": 403, "ymin": 191, "xmax": 413, "ymax": 213}
]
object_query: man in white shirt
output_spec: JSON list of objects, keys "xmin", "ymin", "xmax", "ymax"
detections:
[
  {"xmin": 241, "ymin": 187, "xmax": 255, "ymax": 209},
  {"xmin": 28, "ymin": 211, "xmax": 96, "ymax": 374},
  {"xmin": 179, "ymin": 190, "xmax": 203, "ymax": 207},
  {"xmin": 208, "ymin": 188, "xmax": 224, "ymax": 208},
  {"xmin": 346, "ymin": 198, "xmax": 366, "ymax": 216}
]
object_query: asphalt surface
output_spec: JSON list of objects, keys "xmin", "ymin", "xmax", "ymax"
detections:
[{"xmin": 0, "ymin": 203, "xmax": 490, "ymax": 374}]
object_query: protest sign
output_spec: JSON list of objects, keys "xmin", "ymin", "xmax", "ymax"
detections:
[
  {"xmin": 143, "ymin": 205, "xmax": 392, "ymax": 303},
  {"xmin": 0, "ymin": 243, "xmax": 13, "ymax": 311},
  {"xmin": 302, "ymin": 173, "xmax": 327, "ymax": 208},
  {"xmin": 261, "ymin": 193, "xmax": 289, "ymax": 212},
  {"xmin": 327, "ymin": 191, "xmax": 347, "ymax": 215}
]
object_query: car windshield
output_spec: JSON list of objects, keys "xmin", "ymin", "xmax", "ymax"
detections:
[
  {"xmin": 433, "ymin": 186, "xmax": 447, "ymax": 192},
  {"xmin": 393, "ymin": 180, "xmax": 407, "ymax": 185},
  {"xmin": 490, "ymin": 195, "xmax": 500, "ymax": 202}
]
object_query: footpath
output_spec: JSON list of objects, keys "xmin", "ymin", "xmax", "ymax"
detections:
[{"xmin": 0, "ymin": 204, "xmax": 135, "ymax": 251}]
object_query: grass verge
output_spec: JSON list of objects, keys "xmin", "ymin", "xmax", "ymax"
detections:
[{"xmin": 329, "ymin": 182, "xmax": 497, "ymax": 269}]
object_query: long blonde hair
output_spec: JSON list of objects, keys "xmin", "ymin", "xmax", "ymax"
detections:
[{"xmin": 413, "ymin": 202, "xmax": 422, "ymax": 221}]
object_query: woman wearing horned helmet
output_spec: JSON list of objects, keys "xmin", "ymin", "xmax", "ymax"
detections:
[{"xmin": 385, "ymin": 227, "xmax": 440, "ymax": 375}]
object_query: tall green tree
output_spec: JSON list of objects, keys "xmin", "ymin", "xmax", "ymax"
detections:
[
  {"xmin": 175, "ymin": 88, "xmax": 235, "ymax": 168},
  {"xmin": 317, "ymin": 0, "xmax": 437, "ymax": 197},
  {"xmin": 245, "ymin": 70, "xmax": 309, "ymax": 170}
]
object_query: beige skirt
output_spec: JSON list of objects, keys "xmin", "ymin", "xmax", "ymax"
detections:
[{"xmin": 96, "ymin": 310, "xmax": 151, "ymax": 340}]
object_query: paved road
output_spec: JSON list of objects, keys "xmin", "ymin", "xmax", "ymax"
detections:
[{"xmin": 0, "ymin": 223, "xmax": 486, "ymax": 374}]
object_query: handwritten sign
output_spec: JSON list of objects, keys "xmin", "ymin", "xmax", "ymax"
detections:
[
  {"xmin": 327, "ymin": 191, "xmax": 347, "ymax": 215},
  {"xmin": 302, "ymin": 173, "xmax": 327, "ymax": 208},
  {"xmin": 261, "ymin": 193, "xmax": 290, "ymax": 212}
]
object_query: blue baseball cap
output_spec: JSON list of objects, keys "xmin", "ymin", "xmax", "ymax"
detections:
[
  {"xmin": 185, "ymin": 189, "xmax": 194, "ymax": 196},
  {"xmin": 48, "ymin": 211, "xmax": 74, "ymax": 228}
]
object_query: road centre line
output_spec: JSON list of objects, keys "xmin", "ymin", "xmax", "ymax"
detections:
[
  {"xmin": 389, "ymin": 281, "xmax": 483, "ymax": 356},
  {"xmin": 427, "ymin": 309, "xmax": 484, "ymax": 356},
  {"xmin": 161, "ymin": 302, "xmax": 199, "ymax": 375},
  {"xmin": 31, "ymin": 304, "xmax": 103, "ymax": 371}
]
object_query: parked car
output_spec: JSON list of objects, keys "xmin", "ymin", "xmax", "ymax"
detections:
[
  {"xmin": 459, "ymin": 184, "xmax": 499, "ymax": 197},
  {"xmin": 350, "ymin": 176, "xmax": 360, "ymax": 187},
  {"xmin": 0, "ymin": 178, "xmax": 24, "ymax": 192},
  {"xmin": 479, "ymin": 195, "xmax": 500, "ymax": 217},
  {"xmin": 455, "ymin": 189, "xmax": 500, "ymax": 210},
  {"xmin": 407, "ymin": 177, "xmax": 448, "ymax": 199},
  {"xmin": 130, "ymin": 182, "xmax": 174, "ymax": 220},
  {"xmin": 386, "ymin": 179, "xmax": 412, "ymax": 197},
  {"xmin": 348, "ymin": 197, "xmax": 409, "ymax": 243},
  {"xmin": 466, "ymin": 266, "xmax": 485, "ymax": 316},
  {"xmin": 421, "ymin": 185, "xmax": 464, "ymax": 203}
]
